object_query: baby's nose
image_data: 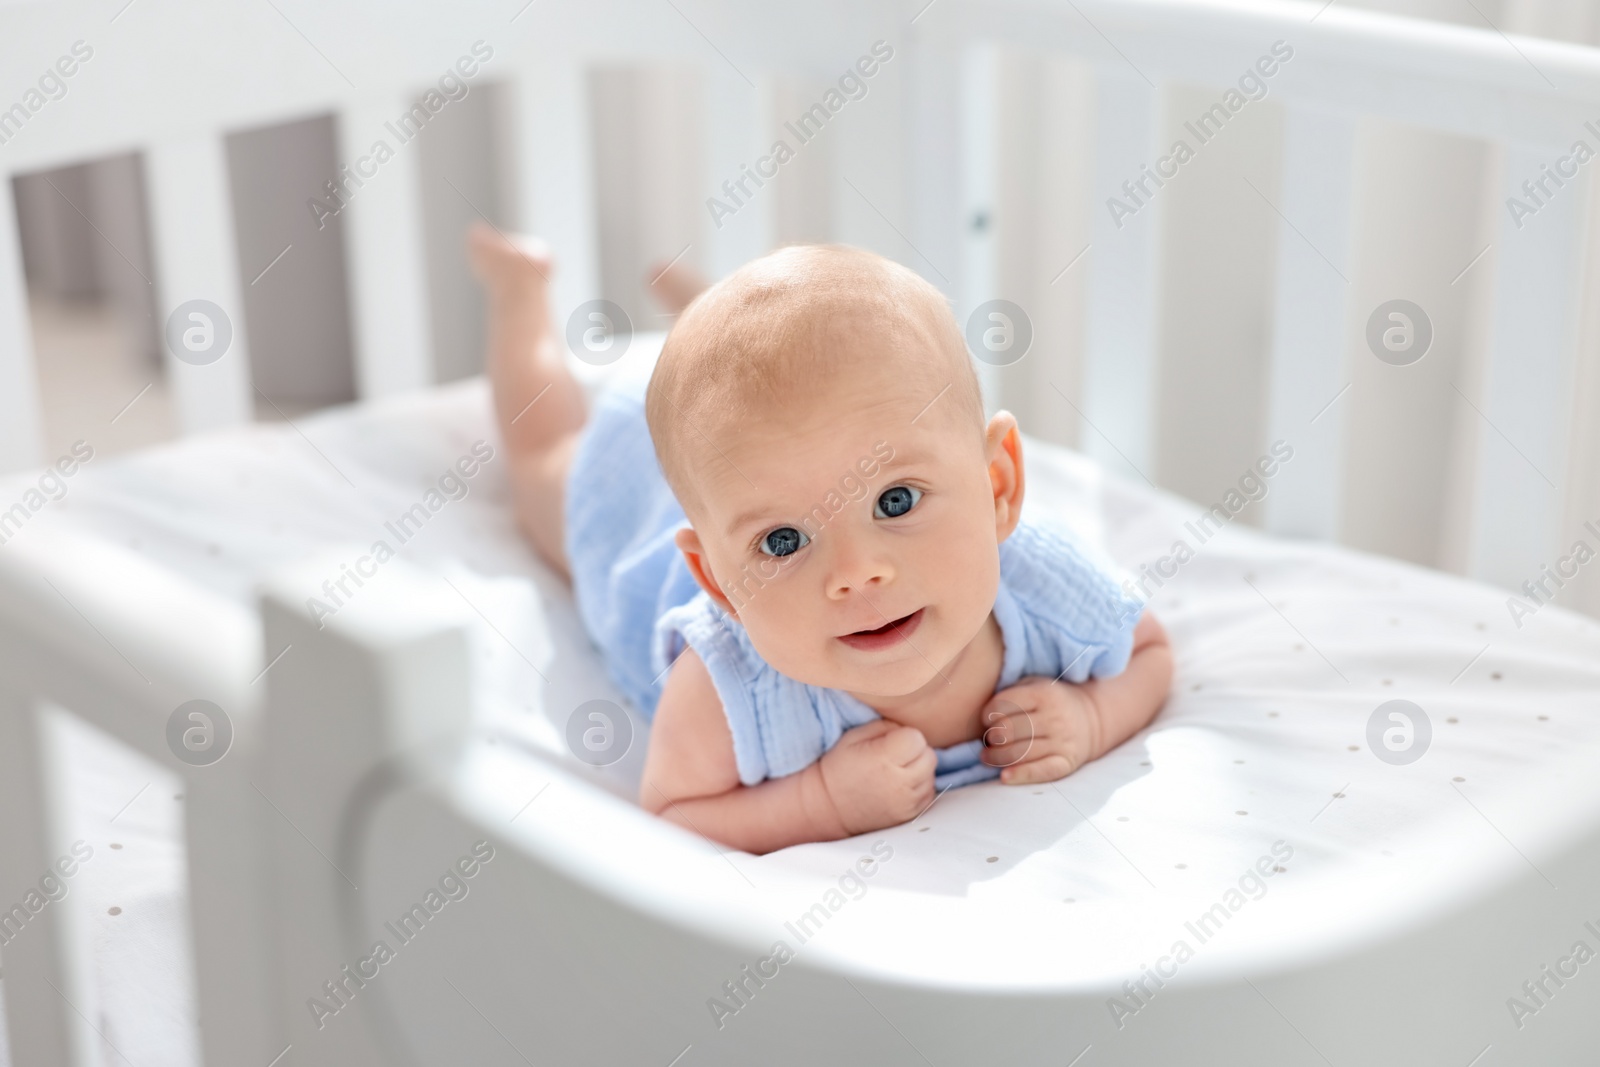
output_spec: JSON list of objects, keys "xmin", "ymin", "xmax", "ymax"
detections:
[
  {"xmin": 832, "ymin": 572, "xmax": 884, "ymax": 599},
  {"xmin": 827, "ymin": 539, "xmax": 894, "ymax": 598}
]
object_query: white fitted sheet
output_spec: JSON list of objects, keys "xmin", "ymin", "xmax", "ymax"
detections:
[{"xmin": 4, "ymin": 345, "xmax": 1599, "ymax": 1060}]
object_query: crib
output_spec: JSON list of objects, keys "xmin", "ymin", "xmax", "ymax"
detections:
[{"xmin": 3, "ymin": 0, "xmax": 1600, "ymax": 1064}]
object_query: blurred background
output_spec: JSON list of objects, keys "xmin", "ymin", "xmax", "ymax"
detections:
[{"xmin": 6, "ymin": 0, "xmax": 1600, "ymax": 616}]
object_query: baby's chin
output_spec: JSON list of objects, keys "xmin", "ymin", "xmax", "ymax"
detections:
[
  {"xmin": 750, "ymin": 627, "xmax": 955, "ymax": 698},
  {"xmin": 780, "ymin": 660, "xmax": 938, "ymax": 700}
]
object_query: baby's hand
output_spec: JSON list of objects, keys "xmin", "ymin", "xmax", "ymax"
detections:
[
  {"xmin": 817, "ymin": 719, "xmax": 937, "ymax": 835},
  {"xmin": 979, "ymin": 678, "xmax": 1101, "ymax": 785}
]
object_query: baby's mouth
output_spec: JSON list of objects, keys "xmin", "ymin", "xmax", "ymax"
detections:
[{"xmin": 838, "ymin": 608, "xmax": 924, "ymax": 651}]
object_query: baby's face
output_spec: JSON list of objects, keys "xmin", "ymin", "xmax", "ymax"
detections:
[{"xmin": 677, "ymin": 360, "xmax": 1018, "ymax": 699}]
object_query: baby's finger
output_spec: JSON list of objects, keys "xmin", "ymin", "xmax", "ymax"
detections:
[
  {"xmin": 842, "ymin": 718, "xmax": 899, "ymax": 744},
  {"xmin": 980, "ymin": 732, "xmax": 1038, "ymax": 769},
  {"xmin": 984, "ymin": 680, "xmax": 1051, "ymax": 714},
  {"xmin": 979, "ymin": 691, "xmax": 1046, "ymax": 742},
  {"xmin": 980, "ymin": 708, "xmax": 1037, "ymax": 750},
  {"xmin": 875, "ymin": 725, "xmax": 930, "ymax": 765},
  {"xmin": 998, "ymin": 753, "xmax": 1075, "ymax": 786}
]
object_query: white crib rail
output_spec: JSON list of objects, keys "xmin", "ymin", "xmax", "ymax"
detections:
[
  {"xmin": 0, "ymin": 529, "xmax": 276, "ymax": 1067},
  {"xmin": 254, "ymin": 550, "xmax": 476, "ymax": 1067},
  {"xmin": 1, "ymin": 3, "xmax": 1599, "ymax": 1059}
]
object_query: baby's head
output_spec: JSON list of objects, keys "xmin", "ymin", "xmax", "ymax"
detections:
[{"xmin": 646, "ymin": 245, "xmax": 1025, "ymax": 698}]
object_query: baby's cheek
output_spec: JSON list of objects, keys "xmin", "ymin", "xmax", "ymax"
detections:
[
  {"xmin": 938, "ymin": 535, "xmax": 1002, "ymax": 636},
  {"xmin": 740, "ymin": 604, "xmax": 818, "ymax": 672},
  {"xmin": 931, "ymin": 521, "xmax": 1000, "ymax": 593}
]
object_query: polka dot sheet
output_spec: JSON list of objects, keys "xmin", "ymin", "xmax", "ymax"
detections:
[{"xmin": 751, "ymin": 444, "xmax": 1600, "ymax": 984}]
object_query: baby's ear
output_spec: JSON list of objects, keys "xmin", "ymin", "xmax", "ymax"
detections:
[
  {"xmin": 985, "ymin": 410, "xmax": 1025, "ymax": 542},
  {"xmin": 674, "ymin": 526, "xmax": 739, "ymax": 617}
]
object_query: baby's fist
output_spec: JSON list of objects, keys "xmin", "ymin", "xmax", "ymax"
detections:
[{"xmin": 819, "ymin": 719, "xmax": 936, "ymax": 835}]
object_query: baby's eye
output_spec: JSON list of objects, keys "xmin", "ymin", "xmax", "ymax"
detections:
[
  {"xmin": 874, "ymin": 485, "xmax": 921, "ymax": 519},
  {"xmin": 758, "ymin": 526, "xmax": 809, "ymax": 557}
]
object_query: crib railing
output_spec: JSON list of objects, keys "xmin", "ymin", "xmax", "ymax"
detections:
[
  {"xmin": 0, "ymin": 527, "xmax": 275, "ymax": 1067},
  {"xmin": 4, "ymin": 0, "xmax": 1599, "ymax": 610},
  {"xmin": 0, "ymin": 526, "xmax": 490, "ymax": 1067},
  {"xmin": 3, "ymin": 2, "xmax": 1600, "ymax": 1064}
]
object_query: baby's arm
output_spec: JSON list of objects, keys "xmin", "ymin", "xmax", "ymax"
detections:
[
  {"xmin": 979, "ymin": 611, "xmax": 1173, "ymax": 784},
  {"xmin": 639, "ymin": 648, "xmax": 937, "ymax": 854}
]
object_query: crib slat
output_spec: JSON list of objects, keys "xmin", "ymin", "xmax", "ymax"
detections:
[
  {"xmin": 1081, "ymin": 69, "xmax": 1161, "ymax": 480},
  {"xmin": 144, "ymin": 137, "xmax": 255, "ymax": 432},
  {"xmin": 0, "ymin": 695, "xmax": 104, "ymax": 1067},
  {"xmin": 185, "ymin": 743, "xmax": 287, "ymax": 1067},
  {"xmin": 1564, "ymin": 229, "xmax": 1600, "ymax": 617},
  {"xmin": 338, "ymin": 101, "xmax": 436, "ymax": 398},
  {"xmin": 960, "ymin": 45, "xmax": 1000, "ymax": 409},
  {"xmin": 506, "ymin": 61, "xmax": 601, "ymax": 347},
  {"xmin": 905, "ymin": 39, "xmax": 966, "ymax": 305},
  {"xmin": 1262, "ymin": 108, "xmax": 1355, "ymax": 540},
  {"xmin": 703, "ymin": 68, "xmax": 773, "ymax": 280},
  {"xmin": 995, "ymin": 55, "xmax": 1098, "ymax": 450},
  {"xmin": 830, "ymin": 46, "xmax": 914, "ymax": 264},
  {"xmin": 0, "ymin": 181, "xmax": 43, "ymax": 475},
  {"xmin": 1464, "ymin": 149, "xmax": 1582, "ymax": 589}
]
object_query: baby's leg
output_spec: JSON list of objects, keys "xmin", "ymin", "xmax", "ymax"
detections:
[
  {"xmin": 468, "ymin": 224, "xmax": 587, "ymax": 579},
  {"xmin": 647, "ymin": 255, "xmax": 711, "ymax": 316}
]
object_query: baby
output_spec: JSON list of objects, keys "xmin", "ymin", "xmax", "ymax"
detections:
[{"xmin": 469, "ymin": 227, "xmax": 1172, "ymax": 855}]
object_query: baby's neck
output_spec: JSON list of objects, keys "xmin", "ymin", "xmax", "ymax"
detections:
[{"xmin": 848, "ymin": 612, "xmax": 1004, "ymax": 748}]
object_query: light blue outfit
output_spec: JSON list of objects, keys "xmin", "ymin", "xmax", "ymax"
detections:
[{"xmin": 564, "ymin": 379, "xmax": 1144, "ymax": 791}]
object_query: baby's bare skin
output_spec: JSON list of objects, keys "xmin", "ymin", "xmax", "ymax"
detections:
[{"xmin": 470, "ymin": 228, "xmax": 1173, "ymax": 855}]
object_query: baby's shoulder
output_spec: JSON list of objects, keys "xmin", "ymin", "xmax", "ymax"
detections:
[
  {"xmin": 657, "ymin": 592, "xmax": 764, "ymax": 673},
  {"xmin": 999, "ymin": 519, "xmax": 1140, "ymax": 628},
  {"xmin": 998, "ymin": 517, "xmax": 1100, "ymax": 577}
]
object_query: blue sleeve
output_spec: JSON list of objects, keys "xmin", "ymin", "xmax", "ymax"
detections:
[{"xmin": 993, "ymin": 521, "xmax": 1144, "ymax": 685}]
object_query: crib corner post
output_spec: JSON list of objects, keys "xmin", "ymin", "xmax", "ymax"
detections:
[{"xmin": 255, "ymin": 550, "xmax": 475, "ymax": 1064}]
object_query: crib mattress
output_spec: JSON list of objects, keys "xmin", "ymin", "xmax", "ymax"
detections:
[{"xmin": 4, "ymin": 348, "xmax": 1599, "ymax": 1063}]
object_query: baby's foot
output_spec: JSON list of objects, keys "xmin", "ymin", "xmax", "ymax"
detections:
[
  {"xmin": 467, "ymin": 222, "xmax": 553, "ymax": 299},
  {"xmin": 646, "ymin": 255, "xmax": 710, "ymax": 316}
]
